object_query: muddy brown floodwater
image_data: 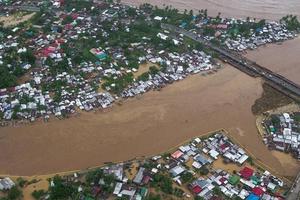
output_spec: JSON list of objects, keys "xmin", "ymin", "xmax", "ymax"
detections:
[
  {"xmin": 1, "ymin": 0, "xmax": 300, "ymax": 177},
  {"xmin": 0, "ymin": 65, "xmax": 298, "ymax": 177},
  {"xmin": 122, "ymin": 0, "xmax": 300, "ymax": 20},
  {"xmin": 246, "ymin": 36, "xmax": 300, "ymax": 85}
]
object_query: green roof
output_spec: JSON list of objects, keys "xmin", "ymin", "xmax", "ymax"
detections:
[
  {"xmin": 94, "ymin": 52, "xmax": 107, "ymax": 60},
  {"xmin": 229, "ymin": 175, "xmax": 240, "ymax": 185},
  {"xmin": 251, "ymin": 176, "xmax": 260, "ymax": 185},
  {"xmin": 140, "ymin": 187, "xmax": 148, "ymax": 197},
  {"xmin": 269, "ymin": 126, "xmax": 276, "ymax": 132}
]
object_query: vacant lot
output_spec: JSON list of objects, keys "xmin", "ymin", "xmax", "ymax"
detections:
[{"xmin": 0, "ymin": 12, "xmax": 35, "ymax": 27}]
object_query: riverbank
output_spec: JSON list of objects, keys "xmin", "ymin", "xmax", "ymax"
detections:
[
  {"xmin": 251, "ymin": 83, "xmax": 294, "ymax": 115},
  {"xmin": 0, "ymin": 65, "xmax": 264, "ymax": 175},
  {"xmin": 1, "ymin": 64, "xmax": 298, "ymax": 178},
  {"xmin": 1, "ymin": 129, "xmax": 293, "ymax": 200},
  {"xmin": 246, "ymin": 36, "xmax": 300, "ymax": 86},
  {"xmin": 121, "ymin": 0, "xmax": 300, "ymax": 21},
  {"xmin": 255, "ymin": 103, "xmax": 300, "ymax": 180}
]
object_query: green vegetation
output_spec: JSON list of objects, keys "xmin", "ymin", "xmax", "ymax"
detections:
[
  {"xmin": 212, "ymin": 186, "xmax": 222, "ymax": 196},
  {"xmin": 151, "ymin": 173, "xmax": 173, "ymax": 194},
  {"xmin": 228, "ymin": 19, "xmax": 266, "ymax": 38},
  {"xmin": 270, "ymin": 115, "xmax": 280, "ymax": 127},
  {"xmin": 19, "ymin": 50, "xmax": 36, "ymax": 65},
  {"xmin": 62, "ymin": 15, "xmax": 74, "ymax": 25},
  {"xmin": 102, "ymin": 73, "xmax": 134, "ymax": 94},
  {"xmin": 31, "ymin": 190, "xmax": 46, "ymax": 200},
  {"xmin": 146, "ymin": 194, "xmax": 162, "ymax": 200},
  {"xmin": 138, "ymin": 66, "xmax": 160, "ymax": 81},
  {"xmin": 194, "ymin": 197, "xmax": 205, "ymax": 200},
  {"xmin": 6, "ymin": 186, "xmax": 23, "ymax": 200},
  {"xmin": 85, "ymin": 169, "xmax": 116, "ymax": 194},
  {"xmin": 173, "ymin": 187, "xmax": 184, "ymax": 197},
  {"xmin": 140, "ymin": 4, "xmax": 194, "ymax": 27},
  {"xmin": 181, "ymin": 172, "xmax": 195, "ymax": 184},
  {"xmin": 0, "ymin": 66, "xmax": 17, "ymax": 88},
  {"xmin": 203, "ymin": 26, "xmax": 216, "ymax": 36},
  {"xmin": 197, "ymin": 166, "xmax": 209, "ymax": 175},
  {"xmin": 280, "ymin": 15, "xmax": 300, "ymax": 31},
  {"xmin": 64, "ymin": 0, "xmax": 94, "ymax": 12},
  {"xmin": 16, "ymin": 178, "xmax": 27, "ymax": 188},
  {"xmin": 247, "ymin": 156, "xmax": 254, "ymax": 166},
  {"xmin": 48, "ymin": 176, "xmax": 77, "ymax": 199},
  {"xmin": 0, "ymin": 47, "xmax": 37, "ymax": 89},
  {"xmin": 294, "ymin": 112, "xmax": 300, "ymax": 122}
]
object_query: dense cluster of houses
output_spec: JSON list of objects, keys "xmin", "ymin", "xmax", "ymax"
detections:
[
  {"xmin": 79, "ymin": 132, "xmax": 285, "ymax": 199},
  {"xmin": 121, "ymin": 49, "xmax": 216, "ymax": 98},
  {"xmin": 262, "ymin": 112, "xmax": 300, "ymax": 159},
  {"xmin": 0, "ymin": 132, "xmax": 288, "ymax": 199},
  {"xmin": 1, "ymin": 0, "xmax": 298, "ymax": 124},
  {"xmin": 196, "ymin": 18, "xmax": 297, "ymax": 52},
  {"xmin": 190, "ymin": 168, "xmax": 284, "ymax": 200},
  {"xmin": 224, "ymin": 22, "xmax": 296, "ymax": 52},
  {"xmin": 0, "ymin": 77, "xmax": 115, "ymax": 121},
  {"xmin": 0, "ymin": 1, "xmax": 220, "ymax": 124}
]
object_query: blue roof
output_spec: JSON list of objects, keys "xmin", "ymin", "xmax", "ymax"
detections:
[
  {"xmin": 195, "ymin": 154, "xmax": 209, "ymax": 165},
  {"xmin": 246, "ymin": 193, "xmax": 259, "ymax": 200},
  {"xmin": 256, "ymin": 28, "xmax": 262, "ymax": 32},
  {"xmin": 195, "ymin": 179, "xmax": 208, "ymax": 188}
]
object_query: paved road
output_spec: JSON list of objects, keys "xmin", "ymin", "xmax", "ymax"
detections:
[
  {"xmin": 287, "ymin": 173, "xmax": 300, "ymax": 200},
  {"xmin": 162, "ymin": 24, "xmax": 300, "ymax": 101},
  {"xmin": 5, "ymin": 5, "xmax": 40, "ymax": 12}
]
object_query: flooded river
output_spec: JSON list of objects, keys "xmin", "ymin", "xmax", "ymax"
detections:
[
  {"xmin": 0, "ymin": 65, "xmax": 298, "ymax": 177},
  {"xmin": 246, "ymin": 36, "xmax": 300, "ymax": 85},
  {"xmin": 122, "ymin": 0, "xmax": 300, "ymax": 20},
  {"xmin": 0, "ymin": 0, "xmax": 299, "ymax": 177}
]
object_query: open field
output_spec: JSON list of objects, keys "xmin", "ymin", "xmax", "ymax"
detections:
[{"xmin": 0, "ymin": 12, "xmax": 35, "ymax": 27}]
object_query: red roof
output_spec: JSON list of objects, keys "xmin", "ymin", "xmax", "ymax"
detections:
[
  {"xmin": 192, "ymin": 185, "xmax": 202, "ymax": 194},
  {"xmin": 142, "ymin": 175, "xmax": 151, "ymax": 185},
  {"xmin": 7, "ymin": 87, "xmax": 16, "ymax": 92},
  {"xmin": 171, "ymin": 150, "xmax": 184, "ymax": 159},
  {"xmin": 71, "ymin": 13, "xmax": 79, "ymax": 20},
  {"xmin": 220, "ymin": 143, "xmax": 228, "ymax": 150},
  {"xmin": 219, "ymin": 177, "xmax": 227, "ymax": 184},
  {"xmin": 64, "ymin": 24, "xmax": 73, "ymax": 30},
  {"xmin": 55, "ymin": 39, "xmax": 65, "ymax": 44},
  {"xmin": 92, "ymin": 186, "xmax": 101, "ymax": 196},
  {"xmin": 252, "ymin": 187, "xmax": 264, "ymax": 196},
  {"xmin": 216, "ymin": 24, "xmax": 228, "ymax": 29},
  {"xmin": 60, "ymin": 13, "xmax": 67, "ymax": 19},
  {"xmin": 240, "ymin": 167, "xmax": 254, "ymax": 180},
  {"xmin": 40, "ymin": 46, "xmax": 56, "ymax": 57}
]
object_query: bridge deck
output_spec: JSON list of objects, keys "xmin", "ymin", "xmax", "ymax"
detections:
[{"xmin": 162, "ymin": 24, "xmax": 300, "ymax": 102}]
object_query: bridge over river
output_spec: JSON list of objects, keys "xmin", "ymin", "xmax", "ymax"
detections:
[{"xmin": 162, "ymin": 24, "xmax": 300, "ymax": 102}]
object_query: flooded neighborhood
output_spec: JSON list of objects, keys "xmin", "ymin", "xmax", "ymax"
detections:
[{"xmin": 0, "ymin": 0, "xmax": 299, "ymax": 199}]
